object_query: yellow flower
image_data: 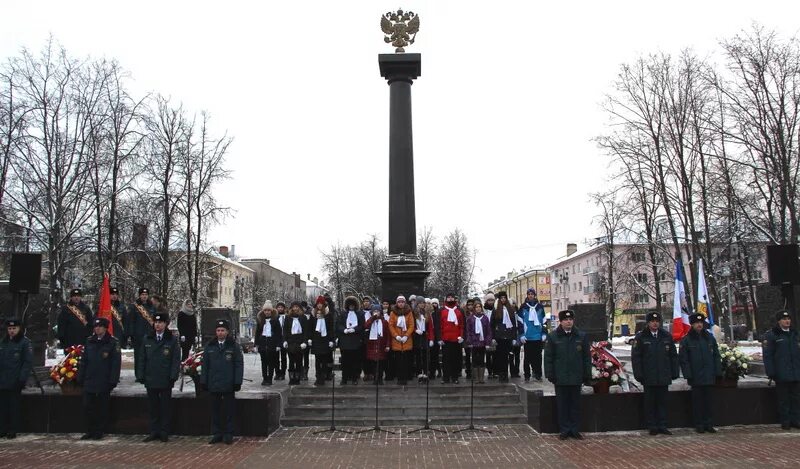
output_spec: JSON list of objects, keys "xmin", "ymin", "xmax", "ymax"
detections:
[
  {"xmin": 66, "ymin": 371, "xmax": 74, "ymax": 379},
  {"xmin": 60, "ymin": 367, "xmax": 67, "ymax": 375},
  {"xmin": 69, "ymin": 358, "xmax": 77, "ymax": 365}
]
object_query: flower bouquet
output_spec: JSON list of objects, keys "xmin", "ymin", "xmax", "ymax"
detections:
[
  {"xmin": 590, "ymin": 341, "xmax": 628, "ymax": 393},
  {"xmin": 50, "ymin": 345, "xmax": 84, "ymax": 395},
  {"xmin": 181, "ymin": 350, "xmax": 206, "ymax": 396},
  {"xmin": 717, "ymin": 344, "xmax": 750, "ymax": 387}
]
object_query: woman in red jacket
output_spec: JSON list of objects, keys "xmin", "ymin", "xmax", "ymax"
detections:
[
  {"xmin": 364, "ymin": 304, "xmax": 390, "ymax": 384},
  {"xmin": 439, "ymin": 293, "xmax": 465, "ymax": 384}
]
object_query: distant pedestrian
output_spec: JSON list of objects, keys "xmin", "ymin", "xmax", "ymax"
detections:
[
  {"xmin": 0, "ymin": 318, "xmax": 32, "ymax": 439},
  {"xmin": 202, "ymin": 319, "xmax": 244, "ymax": 445},
  {"xmin": 762, "ymin": 310, "xmax": 800, "ymax": 430},
  {"xmin": 679, "ymin": 313, "xmax": 722, "ymax": 434},
  {"xmin": 77, "ymin": 317, "xmax": 121, "ymax": 440}
]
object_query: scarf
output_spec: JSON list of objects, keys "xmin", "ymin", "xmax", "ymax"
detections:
[
  {"xmin": 181, "ymin": 299, "xmax": 195, "ymax": 316},
  {"xmin": 396, "ymin": 314, "xmax": 407, "ymax": 331},
  {"xmin": 502, "ymin": 307, "xmax": 513, "ymax": 328},
  {"xmin": 315, "ymin": 316, "xmax": 327, "ymax": 337},
  {"xmin": 369, "ymin": 318, "xmax": 384, "ymax": 340},
  {"xmin": 474, "ymin": 315, "xmax": 484, "ymax": 340},
  {"xmin": 527, "ymin": 302, "xmax": 540, "ymax": 325},
  {"xmin": 346, "ymin": 311, "xmax": 358, "ymax": 329},
  {"xmin": 262, "ymin": 320, "xmax": 272, "ymax": 337},
  {"xmin": 446, "ymin": 306, "xmax": 458, "ymax": 325},
  {"xmin": 416, "ymin": 315, "xmax": 426, "ymax": 333},
  {"xmin": 291, "ymin": 317, "xmax": 302, "ymax": 335}
]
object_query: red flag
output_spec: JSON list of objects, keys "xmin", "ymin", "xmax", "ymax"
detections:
[{"xmin": 98, "ymin": 273, "xmax": 114, "ymax": 336}]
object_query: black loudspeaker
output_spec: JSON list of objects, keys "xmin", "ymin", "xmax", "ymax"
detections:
[
  {"xmin": 767, "ymin": 244, "xmax": 800, "ymax": 286},
  {"xmin": 568, "ymin": 303, "xmax": 608, "ymax": 341},
  {"xmin": 9, "ymin": 253, "xmax": 42, "ymax": 294}
]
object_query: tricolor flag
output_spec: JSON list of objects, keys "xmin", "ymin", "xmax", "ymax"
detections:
[
  {"xmin": 671, "ymin": 260, "xmax": 690, "ymax": 341},
  {"xmin": 696, "ymin": 259, "xmax": 714, "ymax": 328},
  {"xmin": 97, "ymin": 273, "xmax": 114, "ymax": 336}
]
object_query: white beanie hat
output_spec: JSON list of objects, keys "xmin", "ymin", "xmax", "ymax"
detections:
[
  {"xmin": 263, "ymin": 300, "xmax": 273, "ymax": 310},
  {"xmin": 483, "ymin": 292, "xmax": 496, "ymax": 302}
]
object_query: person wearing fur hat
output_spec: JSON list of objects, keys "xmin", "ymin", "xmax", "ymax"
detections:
[
  {"xmin": 544, "ymin": 310, "xmax": 591, "ymax": 440},
  {"xmin": 282, "ymin": 302, "xmax": 309, "ymax": 385},
  {"xmin": 466, "ymin": 299, "xmax": 493, "ymax": 383},
  {"xmin": 490, "ymin": 291, "xmax": 519, "ymax": 383},
  {"xmin": 438, "ymin": 293, "xmax": 465, "ymax": 384},
  {"xmin": 762, "ymin": 310, "xmax": 800, "ymax": 430},
  {"xmin": 412, "ymin": 299, "xmax": 434, "ymax": 382},
  {"xmin": 275, "ymin": 301, "xmax": 288, "ymax": 380},
  {"xmin": 177, "ymin": 299, "xmax": 198, "ymax": 360},
  {"xmin": 360, "ymin": 296, "xmax": 375, "ymax": 382},
  {"xmin": 255, "ymin": 303, "xmax": 282, "ymax": 385},
  {"xmin": 680, "ymin": 312, "xmax": 723, "ymax": 433},
  {"xmin": 301, "ymin": 301, "xmax": 312, "ymax": 381},
  {"xmin": 57, "ymin": 288, "xmax": 94, "ymax": 351},
  {"xmin": 428, "ymin": 297, "xmax": 443, "ymax": 379},
  {"xmin": 0, "ymin": 318, "xmax": 32, "ymax": 439},
  {"xmin": 518, "ymin": 288, "xmax": 547, "ymax": 382},
  {"xmin": 337, "ymin": 296, "xmax": 365, "ymax": 384},
  {"xmin": 389, "ymin": 296, "xmax": 415, "ymax": 385},
  {"xmin": 309, "ymin": 296, "xmax": 335, "ymax": 386},
  {"xmin": 482, "ymin": 293, "xmax": 497, "ymax": 378},
  {"xmin": 365, "ymin": 304, "xmax": 391, "ymax": 384},
  {"xmin": 137, "ymin": 312, "xmax": 181, "ymax": 442}
]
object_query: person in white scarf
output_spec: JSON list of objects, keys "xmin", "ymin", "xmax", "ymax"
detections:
[
  {"xmin": 309, "ymin": 296, "xmax": 334, "ymax": 386},
  {"xmin": 281, "ymin": 302, "xmax": 309, "ymax": 385},
  {"xmin": 389, "ymin": 296, "xmax": 415, "ymax": 385},
  {"xmin": 412, "ymin": 303, "xmax": 432, "ymax": 381},
  {"xmin": 439, "ymin": 293, "xmax": 465, "ymax": 384},
  {"xmin": 466, "ymin": 297, "xmax": 493, "ymax": 383},
  {"xmin": 337, "ymin": 296, "xmax": 364, "ymax": 385},
  {"xmin": 490, "ymin": 291, "xmax": 518, "ymax": 383},
  {"xmin": 365, "ymin": 304, "xmax": 390, "ymax": 384},
  {"xmin": 256, "ymin": 304, "xmax": 282, "ymax": 386}
]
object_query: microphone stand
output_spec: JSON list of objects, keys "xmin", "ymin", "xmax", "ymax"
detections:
[
  {"xmin": 454, "ymin": 345, "xmax": 491, "ymax": 434},
  {"xmin": 409, "ymin": 337, "xmax": 446, "ymax": 434},
  {"xmin": 356, "ymin": 355, "xmax": 394, "ymax": 435},
  {"xmin": 314, "ymin": 313, "xmax": 351, "ymax": 435}
]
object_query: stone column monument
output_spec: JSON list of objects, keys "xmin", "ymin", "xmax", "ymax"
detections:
[{"xmin": 376, "ymin": 9, "xmax": 429, "ymax": 302}]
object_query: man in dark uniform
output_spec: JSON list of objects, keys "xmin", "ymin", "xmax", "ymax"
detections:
[
  {"xmin": 632, "ymin": 311, "xmax": 679, "ymax": 435},
  {"xmin": 201, "ymin": 319, "xmax": 244, "ymax": 445},
  {"xmin": 109, "ymin": 287, "xmax": 127, "ymax": 347},
  {"xmin": 762, "ymin": 310, "xmax": 800, "ymax": 429},
  {"xmin": 679, "ymin": 313, "xmax": 722, "ymax": 433},
  {"xmin": 127, "ymin": 288, "xmax": 155, "ymax": 382},
  {"xmin": 0, "ymin": 319, "xmax": 32, "ymax": 439},
  {"xmin": 275, "ymin": 302, "xmax": 288, "ymax": 380},
  {"xmin": 57, "ymin": 288, "xmax": 93, "ymax": 351},
  {"xmin": 137, "ymin": 312, "xmax": 180, "ymax": 442},
  {"xmin": 77, "ymin": 317, "xmax": 121, "ymax": 440},
  {"xmin": 544, "ymin": 310, "xmax": 591, "ymax": 440}
]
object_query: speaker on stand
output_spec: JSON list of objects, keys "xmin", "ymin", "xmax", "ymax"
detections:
[{"xmin": 766, "ymin": 244, "xmax": 800, "ymax": 324}]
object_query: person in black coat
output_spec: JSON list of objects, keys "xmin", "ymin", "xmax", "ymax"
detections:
[
  {"xmin": 136, "ymin": 313, "xmax": 181, "ymax": 443},
  {"xmin": 57, "ymin": 288, "xmax": 93, "ymax": 351},
  {"xmin": 762, "ymin": 310, "xmax": 800, "ymax": 429},
  {"xmin": 282, "ymin": 302, "xmax": 309, "ymax": 385},
  {"xmin": 631, "ymin": 311, "xmax": 679, "ymax": 435},
  {"xmin": 255, "ymin": 303, "xmax": 282, "ymax": 385},
  {"xmin": 109, "ymin": 287, "xmax": 127, "ymax": 347},
  {"xmin": 301, "ymin": 301, "xmax": 312, "ymax": 381},
  {"xmin": 679, "ymin": 313, "xmax": 722, "ymax": 434},
  {"xmin": 275, "ymin": 302, "xmax": 288, "ymax": 380},
  {"xmin": 202, "ymin": 319, "xmax": 244, "ymax": 445},
  {"xmin": 337, "ymin": 296, "xmax": 365, "ymax": 385},
  {"xmin": 177, "ymin": 299, "xmax": 198, "ymax": 361},
  {"xmin": 309, "ymin": 297, "xmax": 335, "ymax": 386},
  {"xmin": 490, "ymin": 292, "xmax": 520, "ymax": 383},
  {"xmin": 127, "ymin": 288, "xmax": 155, "ymax": 381},
  {"xmin": 0, "ymin": 319, "xmax": 32, "ymax": 439},
  {"xmin": 76, "ymin": 317, "xmax": 121, "ymax": 440}
]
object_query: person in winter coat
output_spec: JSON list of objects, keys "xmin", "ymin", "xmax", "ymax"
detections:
[
  {"xmin": 109, "ymin": 287, "xmax": 127, "ymax": 347},
  {"xmin": 490, "ymin": 291, "xmax": 520, "ymax": 383},
  {"xmin": 389, "ymin": 296, "xmax": 415, "ymax": 385},
  {"xmin": 365, "ymin": 304, "xmax": 391, "ymax": 384},
  {"xmin": 77, "ymin": 317, "xmax": 121, "ymax": 440},
  {"xmin": 57, "ymin": 288, "xmax": 94, "ymax": 351},
  {"xmin": 380, "ymin": 298, "xmax": 396, "ymax": 381},
  {"xmin": 282, "ymin": 302, "xmax": 309, "ymax": 385},
  {"xmin": 202, "ymin": 319, "xmax": 244, "ymax": 445},
  {"xmin": 301, "ymin": 301, "xmax": 312, "ymax": 381},
  {"xmin": 762, "ymin": 310, "xmax": 800, "ymax": 430},
  {"xmin": 679, "ymin": 313, "xmax": 723, "ymax": 434},
  {"xmin": 337, "ymin": 296, "xmax": 365, "ymax": 384},
  {"xmin": 177, "ymin": 299, "xmax": 198, "ymax": 360},
  {"xmin": 256, "ymin": 302, "xmax": 283, "ymax": 385},
  {"xmin": 438, "ymin": 293, "xmax": 465, "ymax": 384},
  {"xmin": 631, "ymin": 311, "xmax": 679, "ymax": 435},
  {"xmin": 360, "ymin": 296, "xmax": 375, "ymax": 382},
  {"xmin": 309, "ymin": 296, "xmax": 335, "ymax": 386},
  {"xmin": 518, "ymin": 288, "xmax": 547, "ymax": 382},
  {"xmin": 466, "ymin": 300, "xmax": 493, "ymax": 384},
  {"xmin": 0, "ymin": 319, "xmax": 32, "ymax": 439},
  {"xmin": 127, "ymin": 288, "xmax": 155, "ymax": 381},
  {"xmin": 482, "ymin": 293, "xmax": 497, "ymax": 378},
  {"xmin": 136, "ymin": 313, "xmax": 181, "ymax": 443},
  {"xmin": 275, "ymin": 302, "xmax": 288, "ymax": 380},
  {"xmin": 544, "ymin": 310, "xmax": 591, "ymax": 440},
  {"xmin": 412, "ymin": 300, "xmax": 433, "ymax": 382}
]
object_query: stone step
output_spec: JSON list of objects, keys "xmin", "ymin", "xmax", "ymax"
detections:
[
  {"xmin": 287, "ymin": 393, "xmax": 520, "ymax": 406},
  {"xmin": 289, "ymin": 383, "xmax": 516, "ymax": 396},
  {"xmin": 283, "ymin": 403, "xmax": 524, "ymax": 418},
  {"xmin": 280, "ymin": 414, "xmax": 528, "ymax": 427}
]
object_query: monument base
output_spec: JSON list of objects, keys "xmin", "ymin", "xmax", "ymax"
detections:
[{"xmin": 377, "ymin": 255, "xmax": 430, "ymax": 302}]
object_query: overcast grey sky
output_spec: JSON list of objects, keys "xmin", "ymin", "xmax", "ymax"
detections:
[{"xmin": 2, "ymin": 1, "xmax": 799, "ymax": 288}]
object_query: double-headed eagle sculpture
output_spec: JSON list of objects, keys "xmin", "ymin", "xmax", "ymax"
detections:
[{"xmin": 380, "ymin": 9, "xmax": 420, "ymax": 53}]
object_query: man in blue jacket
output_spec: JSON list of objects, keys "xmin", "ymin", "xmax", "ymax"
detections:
[
  {"xmin": 202, "ymin": 319, "xmax": 244, "ymax": 445},
  {"xmin": 518, "ymin": 288, "xmax": 547, "ymax": 382},
  {"xmin": 0, "ymin": 318, "xmax": 32, "ymax": 439},
  {"xmin": 762, "ymin": 310, "xmax": 800, "ymax": 430}
]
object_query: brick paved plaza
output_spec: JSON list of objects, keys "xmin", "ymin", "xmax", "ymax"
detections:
[{"xmin": 1, "ymin": 425, "xmax": 799, "ymax": 468}]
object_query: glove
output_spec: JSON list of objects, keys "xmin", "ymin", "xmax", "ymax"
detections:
[
  {"xmin": 385, "ymin": 347, "xmax": 390, "ymax": 352},
  {"xmin": 428, "ymin": 340, "xmax": 434, "ymax": 347},
  {"xmin": 438, "ymin": 340, "xmax": 444, "ymax": 346},
  {"xmin": 520, "ymin": 337, "xmax": 527, "ymax": 344},
  {"xmin": 276, "ymin": 347, "xmax": 281, "ymax": 352},
  {"xmin": 541, "ymin": 334, "xmax": 547, "ymax": 341},
  {"xmin": 416, "ymin": 329, "xmax": 423, "ymax": 335},
  {"xmin": 283, "ymin": 342, "xmax": 288, "ymax": 349},
  {"xmin": 307, "ymin": 339, "xmax": 313, "ymax": 346},
  {"xmin": 254, "ymin": 346, "xmax": 259, "ymax": 353},
  {"xmin": 328, "ymin": 341, "xmax": 334, "ymax": 348},
  {"xmin": 346, "ymin": 328, "xmax": 354, "ymax": 334},
  {"xmin": 395, "ymin": 336, "xmax": 402, "ymax": 342},
  {"xmin": 402, "ymin": 336, "xmax": 408, "ymax": 343},
  {"xmin": 300, "ymin": 343, "xmax": 307, "ymax": 350},
  {"xmin": 181, "ymin": 335, "xmax": 186, "ymax": 343},
  {"xmin": 457, "ymin": 337, "xmax": 464, "ymax": 344},
  {"xmin": 512, "ymin": 340, "xmax": 518, "ymax": 346},
  {"xmin": 491, "ymin": 339, "xmax": 497, "ymax": 347},
  {"xmin": 233, "ymin": 384, "xmax": 241, "ymax": 392}
]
